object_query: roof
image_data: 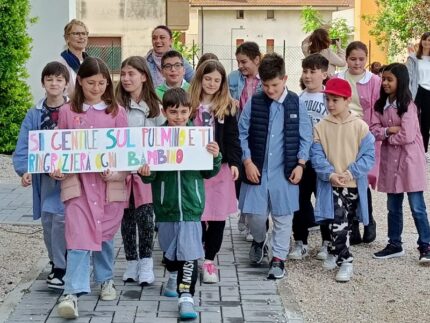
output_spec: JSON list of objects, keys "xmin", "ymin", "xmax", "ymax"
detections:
[{"xmin": 190, "ymin": 0, "xmax": 353, "ymax": 7}]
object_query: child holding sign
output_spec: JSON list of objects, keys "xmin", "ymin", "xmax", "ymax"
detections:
[
  {"xmin": 116, "ymin": 56, "xmax": 165, "ymax": 285},
  {"xmin": 138, "ymin": 88, "xmax": 222, "ymax": 320},
  {"xmin": 55, "ymin": 57, "xmax": 128, "ymax": 319},
  {"xmin": 189, "ymin": 59, "xmax": 241, "ymax": 283},
  {"xmin": 13, "ymin": 62, "xmax": 70, "ymax": 289}
]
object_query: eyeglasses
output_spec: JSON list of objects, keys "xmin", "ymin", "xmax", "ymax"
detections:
[
  {"xmin": 68, "ymin": 32, "xmax": 89, "ymax": 37},
  {"xmin": 162, "ymin": 63, "xmax": 184, "ymax": 70}
]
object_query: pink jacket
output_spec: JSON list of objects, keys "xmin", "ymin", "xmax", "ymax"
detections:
[
  {"xmin": 126, "ymin": 174, "xmax": 152, "ymax": 207},
  {"xmin": 370, "ymin": 102, "xmax": 427, "ymax": 193},
  {"xmin": 335, "ymin": 71, "xmax": 382, "ymax": 188}
]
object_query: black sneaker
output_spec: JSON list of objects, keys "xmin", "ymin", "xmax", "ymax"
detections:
[
  {"xmin": 47, "ymin": 268, "xmax": 65, "ymax": 289},
  {"xmin": 373, "ymin": 244, "xmax": 405, "ymax": 259},
  {"xmin": 249, "ymin": 236, "xmax": 268, "ymax": 264},
  {"xmin": 419, "ymin": 246, "xmax": 430, "ymax": 264},
  {"xmin": 46, "ymin": 261, "xmax": 55, "ymax": 283},
  {"xmin": 267, "ymin": 258, "xmax": 285, "ymax": 280}
]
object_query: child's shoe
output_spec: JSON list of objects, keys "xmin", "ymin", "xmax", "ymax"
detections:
[
  {"xmin": 58, "ymin": 294, "xmax": 78, "ymax": 319},
  {"xmin": 138, "ymin": 257, "xmax": 155, "ymax": 285},
  {"xmin": 322, "ymin": 254, "xmax": 338, "ymax": 270},
  {"xmin": 419, "ymin": 245, "xmax": 430, "ymax": 264},
  {"xmin": 178, "ymin": 293, "xmax": 198, "ymax": 320},
  {"xmin": 47, "ymin": 268, "xmax": 65, "ymax": 289},
  {"xmin": 164, "ymin": 272, "xmax": 178, "ymax": 297},
  {"xmin": 316, "ymin": 241, "xmax": 330, "ymax": 260},
  {"xmin": 267, "ymin": 258, "xmax": 285, "ymax": 279},
  {"xmin": 100, "ymin": 279, "xmax": 117, "ymax": 301},
  {"xmin": 288, "ymin": 241, "xmax": 309, "ymax": 260},
  {"xmin": 245, "ymin": 229, "xmax": 254, "ymax": 242},
  {"xmin": 249, "ymin": 236, "xmax": 268, "ymax": 264},
  {"xmin": 363, "ymin": 218, "xmax": 377, "ymax": 243},
  {"xmin": 335, "ymin": 262, "xmax": 353, "ymax": 282},
  {"xmin": 123, "ymin": 260, "xmax": 139, "ymax": 282},
  {"xmin": 202, "ymin": 260, "xmax": 218, "ymax": 283},
  {"xmin": 373, "ymin": 244, "xmax": 405, "ymax": 259},
  {"xmin": 46, "ymin": 261, "xmax": 54, "ymax": 283}
]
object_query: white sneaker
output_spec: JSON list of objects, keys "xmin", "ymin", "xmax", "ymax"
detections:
[
  {"xmin": 202, "ymin": 261, "xmax": 218, "ymax": 284},
  {"xmin": 100, "ymin": 279, "xmax": 117, "ymax": 301},
  {"xmin": 288, "ymin": 241, "xmax": 309, "ymax": 260},
  {"xmin": 245, "ymin": 230, "xmax": 254, "ymax": 242},
  {"xmin": 322, "ymin": 254, "xmax": 338, "ymax": 270},
  {"xmin": 336, "ymin": 262, "xmax": 353, "ymax": 282},
  {"xmin": 316, "ymin": 241, "xmax": 330, "ymax": 260},
  {"xmin": 139, "ymin": 257, "xmax": 155, "ymax": 285},
  {"xmin": 58, "ymin": 294, "xmax": 78, "ymax": 319},
  {"xmin": 123, "ymin": 260, "xmax": 139, "ymax": 282}
]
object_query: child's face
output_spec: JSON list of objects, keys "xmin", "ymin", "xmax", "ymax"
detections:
[
  {"xmin": 381, "ymin": 71, "xmax": 397, "ymax": 99},
  {"xmin": 262, "ymin": 76, "xmax": 287, "ymax": 101},
  {"xmin": 162, "ymin": 57, "xmax": 185, "ymax": 87},
  {"xmin": 346, "ymin": 49, "xmax": 367, "ymax": 75},
  {"xmin": 326, "ymin": 94, "xmax": 351, "ymax": 118},
  {"xmin": 42, "ymin": 74, "xmax": 68, "ymax": 97},
  {"xmin": 301, "ymin": 68, "xmax": 327, "ymax": 92},
  {"xmin": 162, "ymin": 105, "xmax": 191, "ymax": 126},
  {"xmin": 78, "ymin": 73, "xmax": 108, "ymax": 104},
  {"xmin": 120, "ymin": 65, "xmax": 146, "ymax": 97},
  {"xmin": 202, "ymin": 70, "xmax": 222, "ymax": 97},
  {"xmin": 236, "ymin": 53, "xmax": 259, "ymax": 77}
]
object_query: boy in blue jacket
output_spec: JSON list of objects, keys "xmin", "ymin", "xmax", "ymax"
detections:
[
  {"xmin": 13, "ymin": 62, "xmax": 69, "ymax": 289},
  {"xmin": 311, "ymin": 78, "xmax": 375, "ymax": 282}
]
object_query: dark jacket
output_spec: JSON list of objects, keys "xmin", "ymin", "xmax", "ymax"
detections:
[{"xmin": 214, "ymin": 113, "xmax": 242, "ymax": 168}]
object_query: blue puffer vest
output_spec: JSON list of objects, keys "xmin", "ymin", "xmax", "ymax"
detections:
[{"xmin": 245, "ymin": 91, "xmax": 300, "ymax": 185}]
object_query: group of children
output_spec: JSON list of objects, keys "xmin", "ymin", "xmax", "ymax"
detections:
[{"xmin": 12, "ymin": 33, "xmax": 430, "ymax": 320}]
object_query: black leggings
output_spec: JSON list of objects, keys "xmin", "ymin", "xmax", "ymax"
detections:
[
  {"xmin": 165, "ymin": 259, "xmax": 198, "ymax": 296},
  {"xmin": 415, "ymin": 86, "xmax": 430, "ymax": 152},
  {"xmin": 201, "ymin": 221, "xmax": 226, "ymax": 260}
]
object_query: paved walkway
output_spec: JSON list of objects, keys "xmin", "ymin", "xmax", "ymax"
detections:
[{"xmin": 0, "ymin": 184, "xmax": 292, "ymax": 323}]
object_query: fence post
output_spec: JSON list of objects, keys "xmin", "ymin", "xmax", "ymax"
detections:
[{"xmin": 283, "ymin": 40, "xmax": 286, "ymax": 60}]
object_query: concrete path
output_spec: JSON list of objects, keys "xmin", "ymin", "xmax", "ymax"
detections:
[{"xmin": 0, "ymin": 184, "xmax": 293, "ymax": 323}]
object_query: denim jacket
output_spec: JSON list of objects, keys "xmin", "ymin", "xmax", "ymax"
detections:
[
  {"xmin": 311, "ymin": 132, "xmax": 375, "ymax": 225},
  {"xmin": 228, "ymin": 70, "xmax": 262, "ymax": 101}
]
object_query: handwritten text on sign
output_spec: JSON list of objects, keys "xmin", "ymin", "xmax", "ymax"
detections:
[{"xmin": 28, "ymin": 127, "xmax": 213, "ymax": 173}]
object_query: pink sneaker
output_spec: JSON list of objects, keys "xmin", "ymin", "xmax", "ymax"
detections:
[{"xmin": 202, "ymin": 261, "xmax": 218, "ymax": 284}]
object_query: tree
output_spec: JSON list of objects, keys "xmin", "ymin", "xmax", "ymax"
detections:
[
  {"xmin": 172, "ymin": 31, "xmax": 199, "ymax": 67},
  {"xmin": 363, "ymin": 0, "xmax": 430, "ymax": 58},
  {"xmin": 0, "ymin": 0, "xmax": 34, "ymax": 153}
]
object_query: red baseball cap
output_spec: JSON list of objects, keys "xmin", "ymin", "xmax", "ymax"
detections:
[{"xmin": 322, "ymin": 78, "xmax": 352, "ymax": 98}]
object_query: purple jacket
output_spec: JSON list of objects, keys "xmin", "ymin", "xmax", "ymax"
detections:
[{"xmin": 370, "ymin": 102, "xmax": 427, "ymax": 193}]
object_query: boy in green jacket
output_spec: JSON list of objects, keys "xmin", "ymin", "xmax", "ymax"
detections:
[{"xmin": 138, "ymin": 88, "xmax": 221, "ymax": 320}]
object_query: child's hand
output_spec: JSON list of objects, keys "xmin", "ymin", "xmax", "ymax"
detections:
[
  {"xmin": 100, "ymin": 169, "xmax": 115, "ymax": 181},
  {"xmin": 244, "ymin": 159, "xmax": 260, "ymax": 183},
  {"xmin": 388, "ymin": 126, "xmax": 401, "ymax": 135},
  {"xmin": 230, "ymin": 165, "xmax": 239, "ymax": 181},
  {"xmin": 289, "ymin": 166, "xmax": 303, "ymax": 184},
  {"xmin": 341, "ymin": 171, "xmax": 353, "ymax": 183},
  {"xmin": 330, "ymin": 173, "xmax": 347, "ymax": 187},
  {"xmin": 206, "ymin": 141, "xmax": 220, "ymax": 157},
  {"xmin": 137, "ymin": 164, "xmax": 151, "ymax": 176},
  {"xmin": 21, "ymin": 173, "xmax": 32, "ymax": 187},
  {"xmin": 49, "ymin": 169, "xmax": 68, "ymax": 181}
]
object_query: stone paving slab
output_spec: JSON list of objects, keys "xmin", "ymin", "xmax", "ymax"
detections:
[{"xmin": 1, "ymin": 183, "xmax": 290, "ymax": 322}]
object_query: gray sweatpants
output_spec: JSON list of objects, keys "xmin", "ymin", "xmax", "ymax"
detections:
[
  {"xmin": 41, "ymin": 212, "xmax": 66, "ymax": 269},
  {"xmin": 246, "ymin": 213, "xmax": 293, "ymax": 260}
]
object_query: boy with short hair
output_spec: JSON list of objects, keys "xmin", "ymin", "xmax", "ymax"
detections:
[
  {"xmin": 238, "ymin": 53, "xmax": 312, "ymax": 279},
  {"xmin": 13, "ymin": 61, "xmax": 70, "ymax": 289},
  {"xmin": 311, "ymin": 78, "xmax": 375, "ymax": 282},
  {"xmin": 138, "ymin": 88, "xmax": 222, "ymax": 320},
  {"xmin": 155, "ymin": 50, "xmax": 190, "ymax": 99},
  {"xmin": 290, "ymin": 53, "xmax": 332, "ymax": 261}
]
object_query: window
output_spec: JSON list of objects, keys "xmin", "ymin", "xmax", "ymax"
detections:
[
  {"xmin": 236, "ymin": 10, "xmax": 244, "ymax": 19},
  {"xmin": 236, "ymin": 39, "xmax": 244, "ymax": 47},
  {"xmin": 267, "ymin": 10, "xmax": 275, "ymax": 19},
  {"xmin": 266, "ymin": 39, "xmax": 274, "ymax": 53},
  {"xmin": 86, "ymin": 37, "xmax": 122, "ymax": 73}
]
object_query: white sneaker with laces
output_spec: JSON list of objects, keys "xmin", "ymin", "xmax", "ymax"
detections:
[
  {"xmin": 202, "ymin": 261, "xmax": 218, "ymax": 283},
  {"xmin": 139, "ymin": 257, "xmax": 155, "ymax": 285},
  {"xmin": 123, "ymin": 260, "xmax": 139, "ymax": 282},
  {"xmin": 336, "ymin": 262, "xmax": 353, "ymax": 282},
  {"xmin": 288, "ymin": 241, "xmax": 309, "ymax": 260},
  {"xmin": 316, "ymin": 241, "xmax": 330, "ymax": 260},
  {"xmin": 58, "ymin": 294, "xmax": 78, "ymax": 319},
  {"xmin": 322, "ymin": 254, "xmax": 338, "ymax": 270},
  {"xmin": 100, "ymin": 279, "xmax": 117, "ymax": 301}
]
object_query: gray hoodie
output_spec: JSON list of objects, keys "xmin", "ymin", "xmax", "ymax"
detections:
[{"xmin": 406, "ymin": 54, "xmax": 419, "ymax": 100}]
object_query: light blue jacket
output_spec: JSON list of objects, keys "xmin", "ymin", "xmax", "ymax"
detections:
[
  {"xmin": 228, "ymin": 69, "xmax": 262, "ymax": 101},
  {"xmin": 12, "ymin": 99, "xmax": 64, "ymax": 220},
  {"xmin": 311, "ymin": 132, "xmax": 375, "ymax": 225}
]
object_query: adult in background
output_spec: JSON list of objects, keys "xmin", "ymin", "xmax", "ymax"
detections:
[
  {"xmin": 58, "ymin": 19, "xmax": 89, "ymax": 96},
  {"xmin": 301, "ymin": 28, "xmax": 346, "ymax": 76},
  {"xmin": 406, "ymin": 32, "xmax": 430, "ymax": 160},
  {"xmin": 145, "ymin": 25, "xmax": 194, "ymax": 88}
]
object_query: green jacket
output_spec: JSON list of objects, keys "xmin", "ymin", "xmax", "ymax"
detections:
[
  {"xmin": 155, "ymin": 81, "xmax": 190, "ymax": 99},
  {"xmin": 141, "ymin": 153, "xmax": 222, "ymax": 222}
]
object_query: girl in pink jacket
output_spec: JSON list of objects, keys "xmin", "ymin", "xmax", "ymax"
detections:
[{"xmin": 370, "ymin": 63, "xmax": 430, "ymax": 263}]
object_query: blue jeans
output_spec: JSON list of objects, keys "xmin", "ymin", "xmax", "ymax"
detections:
[
  {"xmin": 64, "ymin": 240, "xmax": 114, "ymax": 295},
  {"xmin": 387, "ymin": 192, "xmax": 430, "ymax": 249}
]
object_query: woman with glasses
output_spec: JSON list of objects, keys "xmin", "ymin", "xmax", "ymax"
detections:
[
  {"xmin": 59, "ymin": 19, "xmax": 89, "ymax": 96},
  {"xmin": 145, "ymin": 25, "xmax": 194, "ymax": 88}
]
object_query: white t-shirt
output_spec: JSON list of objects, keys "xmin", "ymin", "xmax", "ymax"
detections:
[
  {"xmin": 418, "ymin": 56, "xmax": 430, "ymax": 91},
  {"xmin": 300, "ymin": 90, "xmax": 328, "ymax": 127}
]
